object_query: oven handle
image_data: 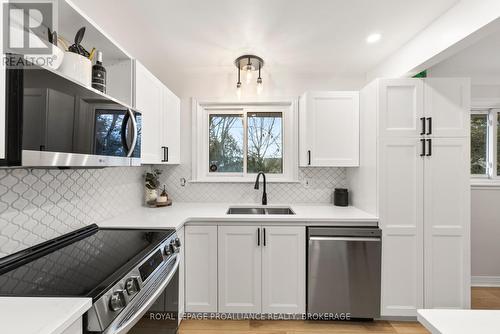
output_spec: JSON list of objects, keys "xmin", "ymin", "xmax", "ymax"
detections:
[
  {"xmin": 309, "ymin": 236, "xmax": 381, "ymax": 242},
  {"xmin": 103, "ymin": 255, "xmax": 179, "ymax": 334},
  {"xmin": 126, "ymin": 109, "xmax": 138, "ymax": 158}
]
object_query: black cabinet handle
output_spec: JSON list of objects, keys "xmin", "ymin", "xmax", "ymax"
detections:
[
  {"xmin": 426, "ymin": 117, "xmax": 432, "ymax": 135},
  {"xmin": 161, "ymin": 146, "xmax": 169, "ymax": 162},
  {"xmin": 426, "ymin": 139, "xmax": 432, "ymax": 156},
  {"xmin": 420, "ymin": 139, "xmax": 426, "ymax": 157},
  {"xmin": 257, "ymin": 228, "xmax": 260, "ymax": 246},
  {"xmin": 307, "ymin": 150, "xmax": 311, "ymax": 166},
  {"xmin": 420, "ymin": 117, "xmax": 426, "ymax": 136},
  {"xmin": 263, "ymin": 228, "xmax": 267, "ymax": 246}
]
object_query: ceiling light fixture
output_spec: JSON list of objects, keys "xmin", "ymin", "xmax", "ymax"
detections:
[
  {"xmin": 235, "ymin": 55, "xmax": 264, "ymax": 93},
  {"xmin": 366, "ymin": 33, "xmax": 381, "ymax": 44}
]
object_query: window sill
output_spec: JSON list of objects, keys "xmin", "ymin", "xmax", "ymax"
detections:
[
  {"xmin": 189, "ymin": 178, "xmax": 301, "ymax": 184},
  {"xmin": 470, "ymin": 179, "xmax": 500, "ymax": 189}
]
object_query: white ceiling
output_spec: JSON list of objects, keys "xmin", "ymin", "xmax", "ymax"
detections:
[{"xmin": 72, "ymin": 0, "xmax": 459, "ymax": 79}]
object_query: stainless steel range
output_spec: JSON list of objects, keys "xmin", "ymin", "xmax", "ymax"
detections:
[{"xmin": 0, "ymin": 224, "xmax": 180, "ymax": 334}]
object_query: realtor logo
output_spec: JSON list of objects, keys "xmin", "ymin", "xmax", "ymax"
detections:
[{"xmin": 3, "ymin": 1, "xmax": 53, "ymax": 55}]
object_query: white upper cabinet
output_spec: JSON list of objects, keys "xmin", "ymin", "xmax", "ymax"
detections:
[
  {"xmin": 261, "ymin": 226, "xmax": 305, "ymax": 314},
  {"xmin": 134, "ymin": 60, "xmax": 180, "ymax": 165},
  {"xmin": 299, "ymin": 91, "xmax": 359, "ymax": 167},
  {"xmin": 379, "ymin": 79, "xmax": 424, "ymax": 138},
  {"xmin": 424, "ymin": 78, "xmax": 470, "ymax": 138},
  {"xmin": 162, "ymin": 87, "xmax": 181, "ymax": 164}
]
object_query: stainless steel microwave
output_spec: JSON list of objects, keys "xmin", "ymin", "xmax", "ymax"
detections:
[{"xmin": 1, "ymin": 66, "xmax": 141, "ymax": 167}]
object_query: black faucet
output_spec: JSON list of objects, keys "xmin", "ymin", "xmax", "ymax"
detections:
[{"xmin": 254, "ymin": 172, "xmax": 268, "ymax": 205}]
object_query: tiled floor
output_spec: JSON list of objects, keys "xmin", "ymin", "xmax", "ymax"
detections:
[{"xmin": 179, "ymin": 288, "xmax": 500, "ymax": 334}]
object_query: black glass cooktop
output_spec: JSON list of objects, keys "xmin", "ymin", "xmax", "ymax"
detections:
[{"xmin": 0, "ymin": 225, "xmax": 174, "ymax": 300}]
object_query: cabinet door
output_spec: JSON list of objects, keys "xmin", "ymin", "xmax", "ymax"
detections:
[
  {"xmin": 218, "ymin": 226, "xmax": 261, "ymax": 313},
  {"xmin": 262, "ymin": 226, "xmax": 305, "ymax": 314},
  {"xmin": 424, "ymin": 138, "xmax": 470, "ymax": 309},
  {"xmin": 135, "ymin": 61, "xmax": 164, "ymax": 164},
  {"xmin": 379, "ymin": 79, "xmax": 424, "ymax": 138},
  {"xmin": 184, "ymin": 225, "xmax": 218, "ymax": 312},
  {"xmin": 162, "ymin": 87, "xmax": 180, "ymax": 164},
  {"xmin": 300, "ymin": 91, "xmax": 359, "ymax": 167},
  {"xmin": 424, "ymin": 78, "xmax": 470, "ymax": 138},
  {"xmin": 379, "ymin": 137, "xmax": 424, "ymax": 317}
]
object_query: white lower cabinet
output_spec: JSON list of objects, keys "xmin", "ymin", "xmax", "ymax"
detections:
[
  {"xmin": 184, "ymin": 225, "xmax": 305, "ymax": 314},
  {"xmin": 184, "ymin": 225, "xmax": 218, "ymax": 312},
  {"xmin": 262, "ymin": 227, "xmax": 306, "ymax": 314},
  {"xmin": 218, "ymin": 226, "xmax": 262, "ymax": 313}
]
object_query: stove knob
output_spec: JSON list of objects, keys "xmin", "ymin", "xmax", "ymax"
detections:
[
  {"xmin": 125, "ymin": 277, "xmax": 140, "ymax": 296},
  {"xmin": 109, "ymin": 290, "xmax": 126, "ymax": 312},
  {"xmin": 164, "ymin": 244, "xmax": 173, "ymax": 256},
  {"xmin": 170, "ymin": 240, "xmax": 179, "ymax": 253},
  {"xmin": 173, "ymin": 237, "xmax": 181, "ymax": 247}
]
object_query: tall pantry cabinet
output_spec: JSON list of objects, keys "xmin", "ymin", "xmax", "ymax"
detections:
[{"xmin": 350, "ymin": 78, "xmax": 471, "ymax": 317}]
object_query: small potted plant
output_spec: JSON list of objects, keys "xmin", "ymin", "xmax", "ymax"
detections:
[{"xmin": 144, "ymin": 169, "xmax": 162, "ymax": 206}]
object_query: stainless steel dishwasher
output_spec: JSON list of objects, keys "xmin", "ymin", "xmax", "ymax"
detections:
[{"xmin": 307, "ymin": 227, "xmax": 382, "ymax": 319}]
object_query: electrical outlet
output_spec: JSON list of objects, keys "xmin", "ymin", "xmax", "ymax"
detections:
[{"xmin": 303, "ymin": 178, "xmax": 311, "ymax": 189}]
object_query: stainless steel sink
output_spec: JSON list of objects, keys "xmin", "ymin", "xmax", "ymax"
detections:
[
  {"xmin": 226, "ymin": 207, "xmax": 295, "ymax": 215},
  {"xmin": 265, "ymin": 207, "xmax": 295, "ymax": 215},
  {"xmin": 227, "ymin": 207, "xmax": 266, "ymax": 215}
]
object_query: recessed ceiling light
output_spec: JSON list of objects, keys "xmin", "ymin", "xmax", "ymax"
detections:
[{"xmin": 366, "ymin": 33, "xmax": 382, "ymax": 44}]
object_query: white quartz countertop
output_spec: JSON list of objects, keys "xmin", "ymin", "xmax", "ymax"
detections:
[
  {"xmin": 417, "ymin": 309, "xmax": 500, "ymax": 334},
  {"xmin": 98, "ymin": 202, "xmax": 378, "ymax": 229},
  {"xmin": 0, "ymin": 297, "xmax": 91, "ymax": 334}
]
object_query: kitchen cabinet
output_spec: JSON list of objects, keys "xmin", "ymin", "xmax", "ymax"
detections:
[
  {"xmin": 218, "ymin": 226, "xmax": 262, "ymax": 313},
  {"xmin": 218, "ymin": 225, "xmax": 305, "ymax": 314},
  {"xmin": 134, "ymin": 60, "xmax": 180, "ymax": 165},
  {"xmin": 185, "ymin": 224, "xmax": 305, "ymax": 314},
  {"xmin": 424, "ymin": 78, "xmax": 470, "ymax": 138},
  {"xmin": 299, "ymin": 91, "xmax": 359, "ymax": 167},
  {"xmin": 379, "ymin": 78, "xmax": 469, "ymax": 138},
  {"xmin": 184, "ymin": 225, "xmax": 218, "ymax": 313},
  {"xmin": 261, "ymin": 227, "xmax": 305, "ymax": 314},
  {"xmin": 353, "ymin": 78, "xmax": 470, "ymax": 317},
  {"xmin": 379, "ymin": 137, "xmax": 424, "ymax": 316},
  {"xmin": 423, "ymin": 137, "xmax": 470, "ymax": 309}
]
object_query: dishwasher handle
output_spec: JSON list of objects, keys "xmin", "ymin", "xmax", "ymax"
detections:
[{"xmin": 309, "ymin": 236, "xmax": 381, "ymax": 242}]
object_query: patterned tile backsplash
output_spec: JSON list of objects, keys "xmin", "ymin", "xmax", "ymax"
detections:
[
  {"xmin": 157, "ymin": 165, "xmax": 347, "ymax": 204},
  {"xmin": 0, "ymin": 163, "xmax": 347, "ymax": 258},
  {"xmin": 0, "ymin": 167, "xmax": 146, "ymax": 258}
]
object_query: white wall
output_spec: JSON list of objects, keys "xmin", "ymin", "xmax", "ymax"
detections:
[
  {"xmin": 471, "ymin": 187, "xmax": 500, "ymax": 278},
  {"xmin": 429, "ymin": 29, "xmax": 500, "ymax": 280}
]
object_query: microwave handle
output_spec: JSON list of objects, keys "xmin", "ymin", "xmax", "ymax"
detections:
[{"xmin": 126, "ymin": 109, "xmax": 138, "ymax": 157}]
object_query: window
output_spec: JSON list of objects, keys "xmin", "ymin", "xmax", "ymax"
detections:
[
  {"xmin": 471, "ymin": 109, "xmax": 500, "ymax": 178},
  {"xmin": 193, "ymin": 100, "xmax": 297, "ymax": 182}
]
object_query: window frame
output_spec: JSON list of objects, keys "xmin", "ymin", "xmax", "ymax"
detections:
[
  {"xmin": 470, "ymin": 108, "xmax": 499, "ymax": 180},
  {"xmin": 192, "ymin": 99, "xmax": 299, "ymax": 183}
]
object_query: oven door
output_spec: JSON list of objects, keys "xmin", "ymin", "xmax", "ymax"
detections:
[
  {"xmin": 128, "ymin": 270, "xmax": 179, "ymax": 334},
  {"xmin": 102, "ymin": 255, "xmax": 179, "ymax": 334}
]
